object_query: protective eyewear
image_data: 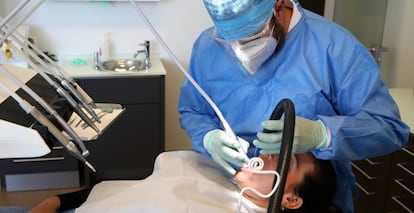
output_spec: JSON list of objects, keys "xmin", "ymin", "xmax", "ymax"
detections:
[{"xmin": 212, "ymin": 13, "xmax": 274, "ymax": 44}]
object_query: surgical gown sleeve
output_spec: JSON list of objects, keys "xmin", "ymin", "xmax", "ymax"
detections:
[
  {"xmin": 178, "ymin": 34, "xmax": 222, "ymax": 156},
  {"xmin": 311, "ymin": 37, "xmax": 410, "ymax": 161}
]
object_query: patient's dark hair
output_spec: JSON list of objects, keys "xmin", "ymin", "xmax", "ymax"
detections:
[{"xmin": 282, "ymin": 158, "xmax": 342, "ymax": 213}]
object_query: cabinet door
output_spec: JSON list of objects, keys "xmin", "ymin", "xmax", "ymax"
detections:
[
  {"xmin": 352, "ymin": 155, "xmax": 392, "ymax": 213},
  {"xmin": 86, "ymin": 104, "xmax": 163, "ymax": 181},
  {"xmin": 75, "ymin": 76, "xmax": 165, "ymax": 185},
  {"xmin": 385, "ymin": 135, "xmax": 414, "ymax": 212},
  {"xmin": 76, "ymin": 77, "xmax": 162, "ymax": 105}
]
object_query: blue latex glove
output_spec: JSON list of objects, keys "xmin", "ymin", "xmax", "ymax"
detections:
[
  {"xmin": 203, "ymin": 129, "xmax": 250, "ymax": 175},
  {"xmin": 253, "ymin": 116, "xmax": 328, "ymax": 154}
]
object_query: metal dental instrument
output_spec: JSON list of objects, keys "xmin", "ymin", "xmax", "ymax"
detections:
[
  {"xmin": 0, "ymin": 82, "xmax": 96, "ymax": 172},
  {"xmin": 0, "ymin": 0, "xmax": 30, "ymax": 29},
  {"xmin": 0, "ymin": 1, "xmax": 97, "ymax": 112},
  {"xmin": 0, "ymin": 2, "xmax": 100, "ymax": 131},
  {"xmin": 1, "ymin": 38, "xmax": 100, "ymax": 133},
  {"xmin": 129, "ymin": 0, "xmax": 251, "ymax": 164},
  {"xmin": 1, "ymin": 22, "xmax": 101, "ymax": 123},
  {"xmin": 0, "ymin": 65, "xmax": 90, "ymax": 157},
  {"xmin": 0, "ymin": 0, "xmax": 45, "ymax": 46},
  {"xmin": 0, "ymin": 19, "xmax": 100, "ymax": 125}
]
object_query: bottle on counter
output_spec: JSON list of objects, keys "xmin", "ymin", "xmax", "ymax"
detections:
[{"xmin": 99, "ymin": 33, "xmax": 111, "ymax": 61}]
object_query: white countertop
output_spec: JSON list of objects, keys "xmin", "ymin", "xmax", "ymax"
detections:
[
  {"xmin": 0, "ymin": 55, "xmax": 166, "ymax": 104},
  {"xmin": 389, "ymin": 88, "xmax": 414, "ymax": 131},
  {"xmin": 56, "ymin": 55, "xmax": 166, "ymax": 79}
]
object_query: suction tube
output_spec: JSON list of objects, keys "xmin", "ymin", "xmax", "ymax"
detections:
[{"xmin": 266, "ymin": 99, "xmax": 295, "ymax": 213}]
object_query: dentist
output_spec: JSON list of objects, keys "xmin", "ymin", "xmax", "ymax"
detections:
[{"xmin": 178, "ymin": 0, "xmax": 410, "ymax": 212}]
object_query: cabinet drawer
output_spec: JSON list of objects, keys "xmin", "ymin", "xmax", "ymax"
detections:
[
  {"xmin": 76, "ymin": 76, "xmax": 164, "ymax": 104},
  {"xmin": 84, "ymin": 104, "xmax": 164, "ymax": 182},
  {"xmin": 392, "ymin": 167, "xmax": 414, "ymax": 198},
  {"xmin": 0, "ymin": 146, "xmax": 80, "ymax": 191},
  {"xmin": 389, "ymin": 196, "xmax": 414, "ymax": 212},
  {"xmin": 352, "ymin": 157, "xmax": 385, "ymax": 178},
  {"xmin": 354, "ymin": 189, "xmax": 382, "ymax": 213},
  {"xmin": 0, "ymin": 146, "xmax": 79, "ymax": 175},
  {"xmin": 353, "ymin": 172, "xmax": 381, "ymax": 196},
  {"xmin": 5, "ymin": 171, "xmax": 79, "ymax": 192},
  {"xmin": 388, "ymin": 182, "xmax": 414, "ymax": 212}
]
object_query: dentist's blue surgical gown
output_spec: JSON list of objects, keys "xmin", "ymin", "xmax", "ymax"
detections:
[{"xmin": 178, "ymin": 5, "xmax": 410, "ymax": 213}]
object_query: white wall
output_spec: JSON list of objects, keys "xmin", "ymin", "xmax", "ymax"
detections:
[
  {"xmin": 1, "ymin": 0, "xmax": 413, "ymax": 151},
  {"xmin": 1, "ymin": 0, "xmax": 212, "ymax": 151}
]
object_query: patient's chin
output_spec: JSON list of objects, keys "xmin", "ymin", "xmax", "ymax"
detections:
[
  {"xmin": 235, "ymin": 168, "xmax": 253, "ymax": 190},
  {"xmin": 236, "ymin": 167, "xmax": 275, "ymax": 195},
  {"xmin": 235, "ymin": 163, "xmax": 276, "ymax": 208}
]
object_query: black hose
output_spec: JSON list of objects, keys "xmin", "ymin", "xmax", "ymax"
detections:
[{"xmin": 266, "ymin": 98, "xmax": 296, "ymax": 213}]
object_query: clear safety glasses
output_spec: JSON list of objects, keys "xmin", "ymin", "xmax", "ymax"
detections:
[{"xmin": 212, "ymin": 14, "xmax": 274, "ymax": 44}]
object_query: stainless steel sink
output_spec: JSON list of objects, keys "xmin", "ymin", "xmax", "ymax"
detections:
[{"xmin": 100, "ymin": 59, "xmax": 149, "ymax": 72}]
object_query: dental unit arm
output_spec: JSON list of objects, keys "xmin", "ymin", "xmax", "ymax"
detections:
[
  {"xmin": 1, "ymin": 18, "xmax": 101, "ymax": 128},
  {"xmin": 0, "ymin": 65, "xmax": 90, "ymax": 157},
  {"xmin": 0, "ymin": 1, "xmax": 98, "ymax": 127},
  {"xmin": 128, "ymin": 0, "xmax": 251, "ymax": 165},
  {"xmin": 0, "ymin": 82, "xmax": 96, "ymax": 172},
  {"xmin": 0, "ymin": 1, "xmax": 118, "ymax": 171},
  {"xmin": 2, "ymin": 36, "xmax": 100, "ymax": 133}
]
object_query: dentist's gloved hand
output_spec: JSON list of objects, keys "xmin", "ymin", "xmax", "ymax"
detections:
[
  {"xmin": 204, "ymin": 129, "xmax": 250, "ymax": 175},
  {"xmin": 253, "ymin": 116, "xmax": 328, "ymax": 154}
]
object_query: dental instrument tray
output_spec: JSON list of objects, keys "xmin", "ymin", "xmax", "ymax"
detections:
[{"xmin": 66, "ymin": 103, "xmax": 125, "ymax": 141}]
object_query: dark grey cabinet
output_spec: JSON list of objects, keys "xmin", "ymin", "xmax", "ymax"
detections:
[
  {"xmin": 353, "ymin": 133, "xmax": 414, "ymax": 213},
  {"xmin": 0, "ymin": 72, "xmax": 164, "ymax": 193},
  {"xmin": 75, "ymin": 75, "xmax": 165, "ymax": 186},
  {"xmin": 0, "ymin": 74, "xmax": 81, "ymax": 191},
  {"xmin": 386, "ymin": 135, "xmax": 414, "ymax": 212}
]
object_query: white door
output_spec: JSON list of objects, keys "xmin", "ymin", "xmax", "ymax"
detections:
[
  {"xmin": 333, "ymin": 0, "xmax": 388, "ymax": 62},
  {"xmin": 330, "ymin": 0, "xmax": 390, "ymax": 82}
]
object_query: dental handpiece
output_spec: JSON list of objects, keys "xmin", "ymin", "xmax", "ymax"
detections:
[
  {"xmin": 3, "ymin": 36, "xmax": 100, "ymax": 132},
  {"xmin": 5, "ymin": 27, "xmax": 100, "ymax": 122},
  {"xmin": 0, "ymin": 0, "xmax": 46, "ymax": 44},
  {"xmin": 0, "ymin": 0, "xmax": 45, "ymax": 46},
  {"xmin": 30, "ymin": 106, "xmax": 96, "ymax": 173},
  {"xmin": 0, "ymin": 65, "xmax": 90, "ymax": 157},
  {"xmin": 0, "ymin": 83, "xmax": 96, "ymax": 172},
  {"xmin": 0, "ymin": 19, "xmax": 99, "ymax": 122},
  {"xmin": 130, "ymin": 0, "xmax": 238, "ymax": 141},
  {"xmin": 129, "ymin": 1, "xmax": 265, "ymax": 172},
  {"xmin": 0, "ymin": 0, "xmax": 30, "ymax": 29},
  {"xmin": 222, "ymin": 123, "xmax": 264, "ymax": 170}
]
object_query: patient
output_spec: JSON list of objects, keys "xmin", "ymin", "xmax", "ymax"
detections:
[
  {"xmin": 236, "ymin": 154, "xmax": 339, "ymax": 212},
  {"xmin": 29, "ymin": 151, "xmax": 339, "ymax": 213}
]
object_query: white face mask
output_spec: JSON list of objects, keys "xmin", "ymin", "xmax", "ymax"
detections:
[{"xmin": 231, "ymin": 36, "xmax": 278, "ymax": 75}]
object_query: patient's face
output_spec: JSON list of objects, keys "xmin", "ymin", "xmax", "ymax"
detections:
[{"xmin": 235, "ymin": 153, "xmax": 315, "ymax": 207}]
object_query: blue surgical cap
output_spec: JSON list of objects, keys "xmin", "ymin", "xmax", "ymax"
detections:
[{"xmin": 203, "ymin": 0, "xmax": 276, "ymax": 41}]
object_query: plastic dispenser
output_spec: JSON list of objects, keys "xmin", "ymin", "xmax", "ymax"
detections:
[{"xmin": 99, "ymin": 33, "xmax": 111, "ymax": 61}]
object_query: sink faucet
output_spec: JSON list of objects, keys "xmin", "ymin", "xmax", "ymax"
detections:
[
  {"xmin": 93, "ymin": 51, "xmax": 100, "ymax": 70},
  {"xmin": 133, "ymin": 40, "xmax": 150, "ymax": 69}
]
